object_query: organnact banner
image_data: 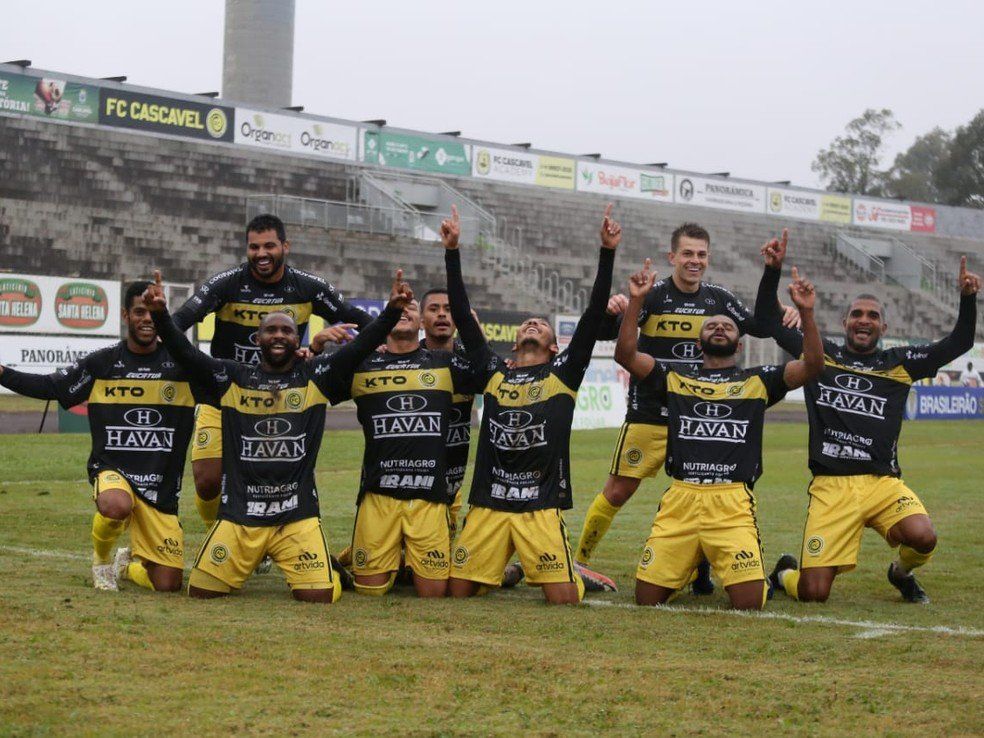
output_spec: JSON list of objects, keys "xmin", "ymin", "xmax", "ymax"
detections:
[{"xmin": 235, "ymin": 108, "xmax": 357, "ymax": 161}]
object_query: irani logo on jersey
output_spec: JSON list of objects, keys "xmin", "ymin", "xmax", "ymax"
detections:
[
  {"xmin": 240, "ymin": 418, "xmax": 307, "ymax": 462},
  {"xmin": 105, "ymin": 408, "xmax": 175, "ymax": 451},
  {"xmin": 489, "ymin": 410, "xmax": 547, "ymax": 451},
  {"xmin": 677, "ymin": 402, "xmax": 749, "ymax": 443},
  {"xmin": 816, "ymin": 373, "xmax": 887, "ymax": 419},
  {"xmin": 371, "ymin": 394, "xmax": 442, "ymax": 438}
]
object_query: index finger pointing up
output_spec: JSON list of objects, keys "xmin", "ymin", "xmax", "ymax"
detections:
[
  {"xmin": 451, "ymin": 204, "xmax": 459, "ymax": 223},
  {"xmin": 604, "ymin": 203, "xmax": 613, "ymax": 221},
  {"xmin": 154, "ymin": 269, "xmax": 163, "ymax": 286}
]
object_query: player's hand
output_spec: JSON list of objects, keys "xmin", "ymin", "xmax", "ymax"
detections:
[
  {"xmin": 787, "ymin": 266, "xmax": 816, "ymax": 311},
  {"xmin": 600, "ymin": 203, "xmax": 622, "ymax": 250},
  {"xmin": 780, "ymin": 302, "xmax": 802, "ymax": 329},
  {"xmin": 440, "ymin": 205, "xmax": 460, "ymax": 250},
  {"xmin": 294, "ymin": 347, "xmax": 314, "ymax": 361},
  {"xmin": 606, "ymin": 293, "xmax": 629, "ymax": 316},
  {"xmin": 309, "ymin": 324, "xmax": 357, "ymax": 354},
  {"xmin": 959, "ymin": 256, "xmax": 981, "ymax": 296},
  {"xmin": 628, "ymin": 259, "xmax": 657, "ymax": 299},
  {"xmin": 142, "ymin": 270, "xmax": 168, "ymax": 313},
  {"xmin": 388, "ymin": 268, "xmax": 414, "ymax": 309},
  {"xmin": 761, "ymin": 228, "xmax": 789, "ymax": 269}
]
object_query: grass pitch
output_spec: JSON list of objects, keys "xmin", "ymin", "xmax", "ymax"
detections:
[{"xmin": 1, "ymin": 421, "xmax": 982, "ymax": 736}]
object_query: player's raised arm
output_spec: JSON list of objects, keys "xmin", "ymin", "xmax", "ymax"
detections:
[
  {"xmin": 902, "ymin": 256, "xmax": 980, "ymax": 379},
  {"xmin": 754, "ymin": 228, "xmax": 806, "ymax": 356},
  {"xmin": 318, "ymin": 270, "xmax": 413, "ymax": 382},
  {"xmin": 614, "ymin": 259, "xmax": 659, "ymax": 381},
  {"xmin": 146, "ymin": 271, "xmax": 227, "ymax": 393},
  {"xmin": 442, "ymin": 205, "xmax": 490, "ymax": 361},
  {"xmin": 781, "ymin": 267, "xmax": 824, "ymax": 390},
  {"xmin": 560, "ymin": 204, "xmax": 620, "ymax": 371}
]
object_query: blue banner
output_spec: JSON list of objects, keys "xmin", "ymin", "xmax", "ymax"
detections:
[{"xmin": 905, "ymin": 386, "xmax": 984, "ymax": 420}]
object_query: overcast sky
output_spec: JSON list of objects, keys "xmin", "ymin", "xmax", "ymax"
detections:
[{"xmin": 5, "ymin": 0, "xmax": 982, "ymax": 188}]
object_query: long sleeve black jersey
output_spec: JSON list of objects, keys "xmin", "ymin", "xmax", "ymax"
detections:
[
  {"xmin": 172, "ymin": 263, "xmax": 371, "ymax": 364},
  {"xmin": 640, "ymin": 362, "xmax": 789, "ymax": 486},
  {"xmin": 153, "ymin": 305, "xmax": 400, "ymax": 526},
  {"xmin": 330, "ymin": 346, "xmax": 477, "ymax": 504},
  {"xmin": 757, "ymin": 270, "xmax": 978, "ymax": 477},
  {"xmin": 446, "ymin": 247, "xmax": 615, "ymax": 512},
  {"xmin": 599, "ymin": 277, "xmax": 771, "ymax": 425},
  {"xmin": 0, "ymin": 342, "xmax": 211, "ymax": 513}
]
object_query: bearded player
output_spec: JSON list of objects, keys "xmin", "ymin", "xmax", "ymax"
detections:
[
  {"xmin": 172, "ymin": 213, "xmax": 372, "ymax": 529},
  {"xmin": 759, "ymin": 238, "xmax": 980, "ymax": 604},
  {"xmin": 575, "ymin": 224, "xmax": 800, "ymax": 594},
  {"xmin": 145, "ymin": 270, "xmax": 411, "ymax": 602}
]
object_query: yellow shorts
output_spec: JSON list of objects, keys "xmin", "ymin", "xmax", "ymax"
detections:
[
  {"xmin": 93, "ymin": 470, "xmax": 183, "ymax": 569},
  {"xmin": 609, "ymin": 422, "xmax": 668, "ymax": 479},
  {"xmin": 352, "ymin": 492, "xmax": 451, "ymax": 580},
  {"xmin": 801, "ymin": 475, "xmax": 929, "ymax": 572},
  {"xmin": 192, "ymin": 516, "xmax": 336, "ymax": 590},
  {"xmin": 449, "ymin": 489, "xmax": 464, "ymax": 539},
  {"xmin": 451, "ymin": 506, "xmax": 577, "ymax": 587},
  {"xmin": 191, "ymin": 404, "xmax": 223, "ymax": 461},
  {"xmin": 636, "ymin": 480, "xmax": 764, "ymax": 590}
]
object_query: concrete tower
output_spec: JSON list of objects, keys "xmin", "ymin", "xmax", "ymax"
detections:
[{"xmin": 222, "ymin": 0, "xmax": 295, "ymax": 107}]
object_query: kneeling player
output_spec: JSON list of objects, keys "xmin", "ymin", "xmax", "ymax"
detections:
[
  {"xmin": 615, "ymin": 259, "xmax": 823, "ymax": 609},
  {"xmin": 443, "ymin": 205, "xmax": 620, "ymax": 604},
  {"xmin": 327, "ymin": 293, "xmax": 477, "ymax": 597},
  {"xmin": 758, "ymin": 243, "xmax": 980, "ymax": 603},
  {"xmin": 0, "ymin": 282, "xmax": 210, "ymax": 592},
  {"xmin": 144, "ymin": 270, "xmax": 410, "ymax": 602}
]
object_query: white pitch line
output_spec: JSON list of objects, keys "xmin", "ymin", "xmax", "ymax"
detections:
[
  {"xmin": 0, "ymin": 545, "xmax": 89, "ymax": 561},
  {"xmin": 495, "ymin": 591, "xmax": 984, "ymax": 638}
]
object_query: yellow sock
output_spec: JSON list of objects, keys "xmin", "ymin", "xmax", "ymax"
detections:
[
  {"xmin": 331, "ymin": 575, "xmax": 342, "ymax": 603},
  {"xmin": 127, "ymin": 561, "xmax": 155, "ymax": 591},
  {"xmin": 91, "ymin": 512, "xmax": 126, "ymax": 564},
  {"xmin": 780, "ymin": 569, "xmax": 801, "ymax": 600},
  {"xmin": 575, "ymin": 493, "xmax": 621, "ymax": 564},
  {"xmin": 195, "ymin": 495, "xmax": 220, "ymax": 527},
  {"xmin": 575, "ymin": 575, "xmax": 586, "ymax": 602},
  {"xmin": 898, "ymin": 544, "xmax": 934, "ymax": 573}
]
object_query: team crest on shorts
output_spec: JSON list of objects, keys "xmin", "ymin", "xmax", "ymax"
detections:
[
  {"xmin": 103, "ymin": 472, "xmax": 122, "ymax": 484},
  {"xmin": 806, "ymin": 536, "xmax": 825, "ymax": 556},
  {"xmin": 625, "ymin": 447, "xmax": 643, "ymax": 466},
  {"xmin": 196, "ymin": 430, "xmax": 211, "ymax": 448},
  {"xmin": 452, "ymin": 546, "xmax": 469, "ymax": 566},
  {"xmin": 353, "ymin": 548, "xmax": 369, "ymax": 568},
  {"xmin": 210, "ymin": 544, "xmax": 229, "ymax": 565},
  {"xmin": 640, "ymin": 546, "xmax": 654, "ymax": 568}
]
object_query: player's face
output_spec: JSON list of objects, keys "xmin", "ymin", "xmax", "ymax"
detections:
[
  {"xmin": 421, "ymin": 294, "xmax": 454, "ymax": 341},
  {"xmin": 843, "ymin": 299, "xmax": 885, "ymax": 353},
  {"xmin": 124, "ymin": 296, "xmax": 158, "ymax": 348},
  {"xmin": 247, "ymin": 229, "xmax": 288, "ymax": 280},
  {"xmin": 391, "ymin": 299, "xmax": 421, "ymax": 339},
  {"xmin": 515, "ymin": 317, "xmax": 558, "ymax": 354},
  {"xmin": 669, "ymin": 236, "xmax": 709, "ymax": 289},
  {"xmin": 699, "ymin": 315, "xmax": 740, "ymax": 357},
  {"xmin": 258, "ymin": 313, "xmax": 300, "ymax": 367}
]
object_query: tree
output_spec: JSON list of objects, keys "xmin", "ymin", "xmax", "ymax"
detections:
[
  {"xmin": 937, "ymin": 109, "xmax": 984, "ymax": 209},
  {"xmin": 885, "ymin": 127, "xmax": 951, "ymax": 202},
  {"xmin": 812, "ymin": 108, "xmax": 900, "ymax": 196}
]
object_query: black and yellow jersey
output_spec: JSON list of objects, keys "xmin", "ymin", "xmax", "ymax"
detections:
[
  {"xmin": 173, "ymin": 263, "xmax": 371, "ymax": 364},
  {"xmin": 755, "ymin": 266, "xmax": 978, "ymax": 477},
  {"xmin": 599, "ymin": 277, "xmax": 770, "ymax": 424},
  {"xmin": 446, "ymin": 385, "xmax": 475, "ymax": 499},
  {"xmin": 446, "ymin": 246, "xmax": 614, "ymax": 512},
  {"xmin": 153, "ymin": 305, "xmax": 401, "ymax": 526},
  {"xmin": 0, "ymin": 342, "xmax": 210, "ymax": 513},
  {"xmin": 329, "ymin": 347, "xmax": 476, "ymax": 504},
  {"xmin": 640, "ymin": 362, "xmax": 789, "ymax": 486}
]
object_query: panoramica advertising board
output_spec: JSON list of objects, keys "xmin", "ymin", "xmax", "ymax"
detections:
[
  {"xmin": 99, "ymin": 88, "xmax": 234, "ymax": 142},
  {"xmin": 0, "ymin": 274, "xmax": 120, "ymax": 335},
  {"xmin": 676, "ymin": 175, "xmax": 765, "ymax": 213},
  {"xmin": 577, "ymin": 161, "xmax": 674, "ymax": 202},
  {"xmin": 235, "ymin": 108, "xmax": 357, "ymax": 161},
  {"xmin": 362, "ymin": 130, "xmax": 471, "ymax": 175},
  {"xmin": 0, "ymin": 72, "xmax": 98, "ymax": 123}
]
